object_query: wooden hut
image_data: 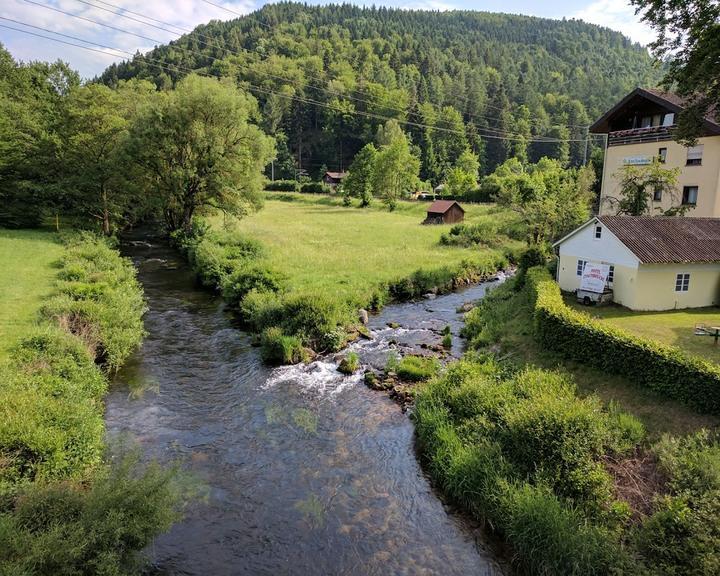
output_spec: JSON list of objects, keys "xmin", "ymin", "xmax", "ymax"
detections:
[
  {"xmin": 423, "ymin": 200, "xmax": 465, "ymax": 224},
  {"xmin": 322, "ymin": 171, "xmax": 348, "ymax": 189}
]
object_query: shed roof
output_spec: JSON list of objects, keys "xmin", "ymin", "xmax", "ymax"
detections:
[
  {"xmin": 596, "ymin": 216, "xmax": 720, "ymax": 264},
  {"xmin": 324, "ymin": 171, "xmax": 348, "ymax": 180},
  {"xmin": 427, "ymin": 200, "xmax": 464, "ymax": 214}
]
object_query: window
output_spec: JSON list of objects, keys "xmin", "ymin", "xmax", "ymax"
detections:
[
  {"xmin": 594, "ymin": 225, "xmax": 602, "ymax": 239},
  {"xmin": 675, "ymin": 273, "xmax": 690, "ymax": 292},
  {"xmin": 640, "ymin": 116, "xmax": 653, "ymax": 128},
  {"xmin": 658, "ymin": 147, "xmax": 667, "ymax": 163},
  {"xmin": 576, "ymin": 259, "xmax": 586, "ymax": 276},
  {"xmin": 662, "ymin": 113, "xmax": 675, "ymax": 126},
  {"xmin": 653, "ymin": 187, "xmax": 663, "ymax": 202},
  {"xmin": 682, "ymin": 186, "xmax": 699, "ymax": 205},
  {"xmin": 687, "ymin": 145, "xmax": 703, "ymax": 166},
  {"xmin": 608, "ymin": 265, "xmax": 615, "ymax": 284}
]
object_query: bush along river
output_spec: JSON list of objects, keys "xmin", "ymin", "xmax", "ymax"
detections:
[{"xmin": 107, "ymin": 234, "xmax": 506, "ymax": 576}]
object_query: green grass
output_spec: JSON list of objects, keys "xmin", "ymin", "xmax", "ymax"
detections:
[
  {"xmin": 0, "ymin": 229, "xmax": 63, "ymax": 360},
  {"xmin": 220, "ymin": 193, "xmax": 520, "ymax": 305},
  {"xmin": 565, "ymin": 296, "xmax": 720, "ymax": 365}
]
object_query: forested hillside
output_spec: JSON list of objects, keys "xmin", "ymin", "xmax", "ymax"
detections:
[{"xmin": 100, "ymin": 2, "xmax": 660, "ymax": 180}]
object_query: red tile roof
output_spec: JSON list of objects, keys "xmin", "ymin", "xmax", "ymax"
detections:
[
  {"xmin": 599, "ymin": 216, "xmax": 720, "ymax": 264},
  {"xmin": 427, "ymin": 200, "xmax": 464, "ymax": 214}
]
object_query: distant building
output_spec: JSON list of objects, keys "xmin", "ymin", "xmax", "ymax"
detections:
[
  {"xmin": 553, "ymin": 215, "xmax": 720, "ymax": 311},
  {"xmin": 591, "ymin": 87, "xmax": 720, "ymax": 217},
  {"xmin": 423, "ymin": 200, "xmax": 465, "ymax": 225},
  {"xmin": 322, "ymin": 171, "xmax": 348, "ymax": 188}
]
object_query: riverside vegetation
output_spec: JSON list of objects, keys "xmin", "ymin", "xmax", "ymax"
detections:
[
  {"xmin": 412, "ymin": 256, "xmax": 720, "ymax": 575},
  {"xmin": 0, "ymin": 232, "xmax": 184, "ymax": 574},
  {"xmin": 172, "ymin": 195, "xmax": 522, "ymax": 364}
]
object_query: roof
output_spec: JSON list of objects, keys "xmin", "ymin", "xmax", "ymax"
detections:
[
  {"xmin": 597, "ymin": 216, "xmax": 720, "ymax": 264},
  {"xmin": 324, "ymin": 171, "xmax": 348, "ymax": 180},
  {"xmin": 590, "ymin": 87, "xmax": 720, "ymax": 134},
  {"xmin": 427, "ymin": 200, "xmax": 464, "ymax": 214},
  {"xmin": 555, "ymin": 216, "xmax": 720, "ymax": 264}
]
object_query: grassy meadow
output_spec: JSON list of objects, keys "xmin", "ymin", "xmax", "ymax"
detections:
[
  {"xmin": 0, "ymin": 229, "xmax": 63, "ymax": 360},
  {"xmin": 219, "ymin": 193, "xmax": 521, "ymax": 305},
  {"xmin": 565, "ymin": 297, "xmax": 720, "ymax": 365}
]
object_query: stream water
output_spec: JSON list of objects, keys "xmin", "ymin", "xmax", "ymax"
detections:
[{"xmin": 106, "ymin": 235, "xmax": 505, "ymax": 576}]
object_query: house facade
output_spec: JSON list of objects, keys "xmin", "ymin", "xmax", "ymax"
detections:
[
  {"xmin": 554, "ymin": 216, "xmax": 720, "ymax": 311},
  {"xmin": 591, "ymin": 88, "xmax": 720, "ymax": 217}
]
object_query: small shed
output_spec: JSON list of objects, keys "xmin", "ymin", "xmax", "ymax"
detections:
[
  {"xmin": 322, "ymin": 171, "xmax": 348, "ymax": 188},
  {"xmin": 424, "ymin": 200, "xmax": 465, "ymax": 225}
]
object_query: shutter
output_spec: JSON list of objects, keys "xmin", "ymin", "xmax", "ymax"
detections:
[{"xmin": 687, "ymin": 145, "xmax": 704, "ymax": 160}]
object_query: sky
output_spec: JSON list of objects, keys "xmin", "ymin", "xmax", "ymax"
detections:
[{"xmin": 0, "ymin": 0, "xmax": 656, "ymax": 79}]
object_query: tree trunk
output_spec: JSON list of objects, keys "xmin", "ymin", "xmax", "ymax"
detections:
[{"xmin": 101, "ymin": 183, "xmax": 111, "ymax": 236}]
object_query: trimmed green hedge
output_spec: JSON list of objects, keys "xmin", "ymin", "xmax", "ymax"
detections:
[{"xmin": 526, "ymin": 267, "xmax": 720, "ymax": 414}]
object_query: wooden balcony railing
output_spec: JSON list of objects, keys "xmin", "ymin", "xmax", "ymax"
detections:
[{"xmin": 608, "ymin": 126, "xmax": 673, "ymax": 146}]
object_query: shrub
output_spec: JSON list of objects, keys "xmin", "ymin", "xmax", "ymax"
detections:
[
  {"xmin": 413, "ymin": 358, "xmax": 636, "ymax": 575},
  {"xmin": 338, "ymin": 352, "xmax": 360, "ymax": 374},
  {"xmin": 221, "ymin": 264, "xmax": 284, "ymax": 309},
  {"xmin": 526, "ymin": 266, "xmax": 720, "ymax": 414},
  {"xmin": 300, "ymin": 182, "xmax": 331, "ymax": 194},
  {"xmin": 396, "ymin": 355, "xmax": 440, "ymax": 382},
  {"xmin": 0, "ymin": 451, "xmax": 185, "ymax": 575},
  {"xmin": 442, "ymin": 333, "xmax": 452, "ymax": 349},
  {"xmin": 438, "ymin": 221, "xmax": 499, "ymax": 247},
  {"xmin": 260, "ymin": 327, "xmax": 307, "ymax": 365},
  {"xmin": 264, "ymin": 179, "xmax": 298, "ymax": 192}
]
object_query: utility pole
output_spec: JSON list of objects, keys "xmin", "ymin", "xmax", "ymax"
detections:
[
  {"xmin": 583, "ymin": 125, "xmax": 590, "ymax": 165},
  {"xmin": 271, "ymin": 160, "xmax": 275, "ymax": 181}
]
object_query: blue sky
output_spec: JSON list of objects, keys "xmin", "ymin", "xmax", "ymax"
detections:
[{"xmin": 0, "ymin": 0, "xmax": 655, "ymax": 78}]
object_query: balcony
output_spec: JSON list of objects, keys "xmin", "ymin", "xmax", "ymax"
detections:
[{"xmin": 608, "ymin": 125, "xmax": 673, "ymax": 146}]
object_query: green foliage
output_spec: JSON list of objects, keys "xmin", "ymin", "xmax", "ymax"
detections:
[
  {"xmin": 388, "ymin": 254, "xmax": 508, "ymax": 300},
  {"xmin": 371, "ymin": 120, "xmax": 420, "ymax": 209},
  {"xmin": 631, "ymin": 0, "xmax": 719, "ymax": 145},
  {"xmin": 396, "ymin": 355, "xmax": 440, "ymax": 381},
  {"xmin": 442, "ymin": 333, "xmax": 453, "ymax": 348},
  {"xmin": 491, "ymin": 157, "xmax": 595, "ymax": 244},
  {"xmin": 635, "ymin": 431, "xmax": 720, "ymax": 575},
  {"xmin": 439, "ymin": 222, "xmax": 500, "ymax": 247},
  {"xmin": 338, "ymin": 351, "xmax": 361, "ymax": 374},
  {"xmin": 41, "ymin": 234, "xmax": 147, "ymax": 371},
  {"xmin": 344, "ymin": 143, "xmax": 377, "ymax": 206},
  {"xmin": 526, "ymin": 267, "xmax": 720, "ymax": 414},
  {"xmin": 413, "ymin": 358, "xmax": 635, "ymax": 574},
  {"xmin": 265, "ymin": 179, "xmax": 299, "ymax": 192},
  {"xmin": 0, "ymin": 450, "xmax": 185, "ymax": 576},
  {"xmin": 299, "ymin": 182, "xmax": 331, "ymax": 194},
  {"xmin": 260, "ymin": 327, "xmax": 307, "ymax": 365},
  {"xmin": 126, "ymin": 74, "xmax": 275, "ymax": 233}
]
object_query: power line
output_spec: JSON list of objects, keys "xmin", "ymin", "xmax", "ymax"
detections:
[
  {"xmin": 38, "ymin": 0, "xmax": 589, "ymax": 137},
  {"xmin": 0, "ymin": 17, "xmax": 591, "ymax": 144}
]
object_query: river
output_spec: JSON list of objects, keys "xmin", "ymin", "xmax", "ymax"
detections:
[{"xmin": 106, "ymin": 235, "xmax": 505, "ymax": 576}]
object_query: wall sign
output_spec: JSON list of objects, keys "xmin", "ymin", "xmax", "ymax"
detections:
[{"xmin": 623, "ymin": 156, "xmax": 652, "ymax": 165}]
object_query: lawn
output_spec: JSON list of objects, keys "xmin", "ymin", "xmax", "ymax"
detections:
[
  {"xmin": 565, "ymin": 296, "xmax": 720, "ymax": 365},
  {"xmin": 222, "ymin": 193, "xmax": 520, "ymax": 305},
  {"xmin": 0, "ymin": 229, "xmax": 63, "ymax": 360}
]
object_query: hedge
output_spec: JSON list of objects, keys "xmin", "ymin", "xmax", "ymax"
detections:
[
  {"xmin": 264, "ymin": 179, "xmax": 298, "ymax": 192},
  {"xmin": 526, "ymin": 267, "xmax": 720, "ymax": 414}
]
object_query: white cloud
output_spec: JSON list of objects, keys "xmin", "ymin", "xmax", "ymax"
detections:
[
  {"xmin": 0, "ymin": 0, "xmax": 257, "ymax": 78},
  {"xmin": 573, "ymin": 0, "xmax": 656, "ymax": 46}
]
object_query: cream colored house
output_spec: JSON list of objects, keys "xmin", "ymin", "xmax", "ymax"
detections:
[
  {"xmin": 591, "ymin": 88, "xmax": 720, "ymax": 217},
  {"xmin": 553, "ymin": 216, "xmax": 720, "ymax": 311}
]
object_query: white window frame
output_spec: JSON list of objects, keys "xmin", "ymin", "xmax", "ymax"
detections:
[{"xmin": 675, "ymin": 273, "xmax": 690, "ymax": 292}]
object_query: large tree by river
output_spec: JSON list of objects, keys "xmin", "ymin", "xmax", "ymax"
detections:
[{"xmin": 128, "ymin": 75, "xmax": 275, "ymax": 234}]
